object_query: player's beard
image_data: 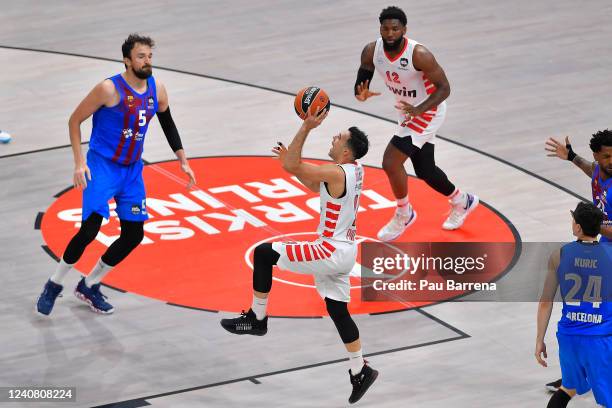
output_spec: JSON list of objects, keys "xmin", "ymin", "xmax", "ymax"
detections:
[
  {"xmin": 382, "ymin": 37, "xmax": 404, "ymax": 52},
  {"xmin": 133, "ymin": 65, "xmax": 153, "ymax": 79}
]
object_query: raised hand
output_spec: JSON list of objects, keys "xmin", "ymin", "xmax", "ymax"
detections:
[
  {"xmin": 271, "ymin": 141, "xmax": 288, "ymax": 160},
  {"xmin": 302, "ymin": 107, "xmax": 329, "ymax": 131},
  {"xmin": 355, "ymin": 80, "xmax": 381, "ymax": 102},
  {"xmin": 545, "ymin": 136, "xmax": 571, "ymax": 160}
]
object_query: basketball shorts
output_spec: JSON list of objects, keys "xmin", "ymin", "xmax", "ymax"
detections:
[
  {"xmin": 393, "ymin": 100, "xmax": 446, "ymax": 149},
  {"xmin": 82, "ymin": 149, "xmax": 148, "ymax": 222},
  {"xmin": 272, "ymin": 238, "xmax": 357, "ymax": 303},
  {"xmin": 557, "ymin": 332, "xmax": 612, "ymax": 407}
]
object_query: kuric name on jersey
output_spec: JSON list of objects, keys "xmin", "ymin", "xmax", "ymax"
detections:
[{"xmin": 574, "ymin": 257, "xmax": 598, "ymax": 268}]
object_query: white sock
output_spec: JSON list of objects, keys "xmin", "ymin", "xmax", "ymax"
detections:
[
  {"xmin": 348, "ymin": 349, "xmax": 365, "ymax": 375},
  {"xmin": 449, "ymin": 188, "xmax": 466, "ymax": 205},
  {"xmin": 251, "ymin": 294, "xmax": 268, "ymax": 320},
  {"xmin": 50, "ymin": 258, "xmax": 73, "ymax": 285},
  {"xmin": 84, "ymin": 259, "xmax": 113, "ymax": 287},
  {"xmin": 396, "ymin": 195, "xmax": 412, "ymax": 216}
]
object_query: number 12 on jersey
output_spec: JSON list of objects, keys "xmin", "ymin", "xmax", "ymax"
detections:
[{"xmin": 386, "ymin": 71, "xmax": 400, "ymax": 84}]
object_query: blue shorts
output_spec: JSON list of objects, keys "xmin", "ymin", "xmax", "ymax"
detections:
[
  {"xmin": 557, "ymin": 332, "xmax": 612, "ymax": 407},
  {"xmin": 82, "ymin": 149, "xmax": 148, "ymax": 222}
]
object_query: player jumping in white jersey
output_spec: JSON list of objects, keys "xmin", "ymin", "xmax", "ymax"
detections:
[
  {"xmin": 354, "ymin": 6, "xmax": 479, "ymax": 241},
  {"xmin": 220, "ymin": 109, "xmax": 378, "ymax": 404}
]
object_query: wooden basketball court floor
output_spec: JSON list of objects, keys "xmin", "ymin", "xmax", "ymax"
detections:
[{"xmin": 1, "ymin": 1, "xmax": 611, "ymax": 407}]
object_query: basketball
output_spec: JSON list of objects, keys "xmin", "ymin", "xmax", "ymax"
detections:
[{"xmin": 294, "ymin": 86, "xmax": 330, "ymax": 119}]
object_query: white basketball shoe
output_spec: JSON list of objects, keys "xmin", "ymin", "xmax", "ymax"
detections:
[
  {"xmin": 442, "ymin": 193, "xmax": 479, "ymax": 230},
  {"xmin": 377, "ymin": 206, "xmax": 417, "ymax": 242}
]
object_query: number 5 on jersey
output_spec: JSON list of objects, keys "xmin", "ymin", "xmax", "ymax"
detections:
[{"xmin": 138, "ymin": 110, "xmax": 147, "ymax": 126}]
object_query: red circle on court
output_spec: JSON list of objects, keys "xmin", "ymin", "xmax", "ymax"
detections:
[{"xmin": 40, "ymin": 156, "xmax": 518, "ymax": 316}]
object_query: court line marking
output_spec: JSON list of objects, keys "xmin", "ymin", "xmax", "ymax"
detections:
[
  {"xmin": 0, "ymin": 45, "xmax": 494, "ymax": 407},
  {"xmin": 37, "ymin": 154, "xmax": 521, "ymax": 315},
  {"xmin": 91, "ymin": 319, "xmax": 469, "ymax": 408},
  {"xmin": 0, "ymin": 45, "xmax": 589, "ymax": 203}
]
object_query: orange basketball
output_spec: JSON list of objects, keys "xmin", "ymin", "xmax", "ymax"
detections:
[{"xmin": 294, "ymin": 86, "xmax": 330, "ymax": 119}]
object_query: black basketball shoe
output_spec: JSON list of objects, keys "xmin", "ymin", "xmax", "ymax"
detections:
[
  {"xmin": 220, "ymin": 309, "xmax": 268, "ymax": 336},
  {"xmin": 348, "ymin": 361, "xmax": 379, "ymax": 404},
  {"xmin": 546, "ymin": 378, "xmax": 562, "ymax": 392}
]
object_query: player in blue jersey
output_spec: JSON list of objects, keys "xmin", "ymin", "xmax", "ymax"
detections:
[
  {"xmin": 535, "ymin": 202, "xmax": 611, "ymax": 407},
  {"xmin": 36, "ymin": 34, "xmax": 196, "ymax": 315},
  {"xmin": 546, "ymin": 130, "xmax": 612, "ymax": 242},
  {"xmin": 544, "ymin": 130, "xmax": 612, "ymax": 392}
]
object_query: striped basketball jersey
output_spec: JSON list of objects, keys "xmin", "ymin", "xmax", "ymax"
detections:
[
  {"xmin": 373, "ymin": 37, "xmax": 444, "ymax": 133},
  {"xmin": 557, "ymin": 241, "xmax": 612, "ymax": 336},
  {"xmin": 592, "ymin": 164, "xmax": 612, "ymax": 242},
  {"xmin": 89, "ymin": 74, "xmax": 158, "ymax": 165},
  {"xmin": 317, "ymin": 162, "xmax": 364, "ymax": 243}
]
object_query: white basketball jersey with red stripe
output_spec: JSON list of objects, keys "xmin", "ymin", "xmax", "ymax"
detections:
[
  {"xmin": 317, "ymin": 162, "xmax": 363, "ymax": 244},
  {"xmin": 373, "ymin": 37, "xmax": 447, "ymax": 145}
]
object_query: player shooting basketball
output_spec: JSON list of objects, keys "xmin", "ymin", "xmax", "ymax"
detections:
[{"xmin": 220, "ymin": 108, "xmax": 378, "ymax": 404}]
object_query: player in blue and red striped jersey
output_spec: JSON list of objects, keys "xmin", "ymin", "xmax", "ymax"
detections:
[
  {"xmin": 36, "ymin": 34, "xmax": 196, "ymax": 316},
  {"xmin": 544, "ymin": 130, "xmax": 612, "ymax": 393},
  {"xmin": 546, "ymin": 130, "xmax": 612, "ymax": 242}
]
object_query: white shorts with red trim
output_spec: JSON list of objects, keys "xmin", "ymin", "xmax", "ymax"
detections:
[
  {"xmin": 396, "ymin": 100, "xmax": 447, "ymax": 148},
  {"xmin": 272, "ymin": 238, "xmax": 356, "ymax": 303}
]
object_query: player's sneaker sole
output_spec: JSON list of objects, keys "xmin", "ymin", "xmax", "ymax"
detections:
[{"xmin": 74, "ymin": 289, "xmax": 114, "ymax": 314}]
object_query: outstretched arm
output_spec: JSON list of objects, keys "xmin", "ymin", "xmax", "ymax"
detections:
[
  {"xmin": 545, "ymin": 136, "xmax": 595, "ymax": 178},
  {"xmin": 272, "ymin": 110, "xmax": 344, "ymax": 187},
  {"xmin": 272, "ymin": 142, "xmax": 319, "ymax": 193}
]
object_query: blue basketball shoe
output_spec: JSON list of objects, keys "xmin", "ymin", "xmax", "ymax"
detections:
[
  {"xmin": 74, "ymin": 278, "xmax": 114, "ymax": 314},
  {"xmin": 36, "ymin": 279, "xmax": 63, "ymax": 315}
]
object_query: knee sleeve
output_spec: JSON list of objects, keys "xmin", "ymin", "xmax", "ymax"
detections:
[
  {"xmin": 253, "ymin": 243, "xmax": 280, "ymax": 293},
  {"xmin": 411, "ymin": 143, "xmax": 455, "ymax": 196},
  {"xmin": 421, "ymin": 166, "xmax": 455, "ymax": 196},
  {"xmin": 325, "ymin": 297, "xmax": 359, "ymax": 344},
  {"xmin": 63, "ymin": 213, "xmax": 103, "ymax": 264},
  {"xmin": 101, "ymin": 220, "xmax": 144, "ymax": 266}
]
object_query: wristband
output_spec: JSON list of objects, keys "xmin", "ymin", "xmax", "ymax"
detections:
[
  {"xmin": 354, "ymin": 68, "xmax": 374, "ymax": 95},
  {"xmin": 566, "ymin": 144, "xmax": 576, "ymax": 161}
]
